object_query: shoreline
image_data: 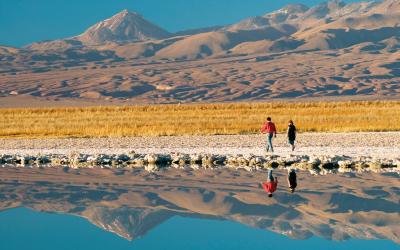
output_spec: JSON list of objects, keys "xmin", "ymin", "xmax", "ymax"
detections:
[
  {"xmin": 0, "ymin": 132, "xmax": 399, "ymax": 174},
  {"xmin": 0, "ymin": 152, "xmax": 399, "ymax": 175}
]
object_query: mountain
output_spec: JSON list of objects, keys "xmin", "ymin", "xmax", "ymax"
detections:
[
  {"xmin": 75, "ymin": 9, "xmax": 171, "ymax": 45},
  {"xmin": 293, "ymin": 0, "xmax": 400, "ymax": 50},
  {"xmin": 27, "ymin": 9, "xmax": 171, "ymax": 50},
  {"xmin": 0, "ymin": 45, "xmax": 20, "ymax": 54},
  {"xmin": 263, "ymin": 3, "xmax": 310, "ymax": 23},
  {"xmin": 301, "ymin": 0, "xmax": 347, "ymax": 19},
  {"xmin": 155, "ymin": 26, "xmax": 293, "ymax": 59},
  {"xmin": 1, "ymin": 0, "xmax": 400, "ymax": 106},
  {"xmin": 24, "ymin": 1, "xmax": 400, "ymax": 55},
  {"xmin": 83, "ymin": 207, "xmax": 174, "ymax": 240},
  {"xmin": 227, "ymin": 4, "xmax": 309, "ymax": 32},
  {"xmin": 173, "ymin": 26, "xmax": 224, "ymax": 36}
]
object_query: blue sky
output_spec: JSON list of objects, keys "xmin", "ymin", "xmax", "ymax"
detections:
[{"xmin": 0, "ymin": 0, "xmax": 370, "ymax": 47}]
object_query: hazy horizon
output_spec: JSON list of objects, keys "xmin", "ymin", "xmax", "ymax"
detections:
[{"xmin": 0, "ymin": 0, "xmax": 371, "ymax": 47}]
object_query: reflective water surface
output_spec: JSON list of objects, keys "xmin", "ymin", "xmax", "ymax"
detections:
[{"xmin": 0, "ymin": 167, "xmax": 399, "ymax": 250}]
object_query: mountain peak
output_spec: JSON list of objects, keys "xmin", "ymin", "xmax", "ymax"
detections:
[
  {"xmin": 121, "ymin": 9, "xmax": 130, "ymax": 14},
  {"xmin": 327, "ymin": 0, "xmax": 346, "ymax": 8},
  {"xmin": 259, "ymin": 3, "xmax": 309, "ymax": 23},
  {"xmin": 280, "ymin": 3, "xmax": 310, "ymax": 14},
  {"xmin": 84, "ymin": 207, "xmax": 174, "ymax": 241},
  {"xmin": 75, "ymin": 9, "xmax": 170, "ymax": 45},
  {"xmin": 302, "ymin": 0, "xmax": 347, "ymax": 19},
  {"xmin": 117, "ymin": 9, "xmax": 139, "ymax": 17},
  {"xmin": 110, "ymin": 9, "xmax": 142, "ymax": 24}
]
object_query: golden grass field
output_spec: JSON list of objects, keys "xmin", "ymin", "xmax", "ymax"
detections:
[{"xmin": 1, "ymin": 101, "xmax": 400, "ymax": 138}]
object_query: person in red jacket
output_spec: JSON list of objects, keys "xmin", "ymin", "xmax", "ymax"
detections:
[
  {"xmin": 262, "ymin": 170, "xmax": 278, "ymax": 197},
  {"xmin": 261, "ymin": 117, "xmax": 277, "ymax": 153}
]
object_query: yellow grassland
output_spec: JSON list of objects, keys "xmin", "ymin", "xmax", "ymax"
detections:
[{"xmin": 0, "ymin": 101, "xmax": 400, "ymax": 138}]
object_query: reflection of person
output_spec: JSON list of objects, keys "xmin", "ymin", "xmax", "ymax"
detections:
[
  {"xmin": 287, "ymin": 120, "xmax": 297, "ymax": 151},
  {"xmin": 287, "ymin": 169, "xmax": 297, "ymax": 193},
  {"xmin": 262, "ymin": 170, "xmax": 278, "ymax": 197},
  {"xmin": 261, "ymin": 117, "xmax": 277, "ymax": 153}
]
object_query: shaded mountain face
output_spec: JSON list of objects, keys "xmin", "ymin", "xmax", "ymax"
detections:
[
  {"xmin": 75, "ymin": 9, "xmax": 171, "ymax": 45},
  {"xmin": 0, "ymin": 167, "xmax": 399, "ymax": 243}
]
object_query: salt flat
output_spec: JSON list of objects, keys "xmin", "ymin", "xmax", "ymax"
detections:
[{"xmin": 1, "ymin": 132, "xmax": 400, "ymax": 160}]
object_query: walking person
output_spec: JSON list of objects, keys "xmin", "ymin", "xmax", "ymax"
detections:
[
  {"xmin": 261, "ymin": 169, "xmax": 278, "ymax": 197},
  {"xmin": 261, "ymin": 117, "xmax": 277, "ymax": 153},
  {"xmin": 287, "ymin": 169, "xmax": 297, "ymax": 193},
  {"xmin": 287, "ymin": 120, "xmax": 297, "ymax": 151}
]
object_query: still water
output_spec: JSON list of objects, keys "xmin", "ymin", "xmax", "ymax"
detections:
[
  {"xmin": 0, "ymin": 207, "xmax": 399, "ymax": 250},
  {"xmin": 0, "ymin": 167, "xmax": 399, "ymax": 250}
]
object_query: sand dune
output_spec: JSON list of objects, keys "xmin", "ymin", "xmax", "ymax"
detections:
[{"xmin": 2, "ymin": 46, "xmax": 399, "ymax": 104}]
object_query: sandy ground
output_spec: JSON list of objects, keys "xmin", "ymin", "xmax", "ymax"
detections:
[
  {"xmin": 1, "ymin": 132, "xmax": 400, "ymax": 159},
  {"xmin": 0, "ymin": 95, "xmax": 397, "ymax": 108}
]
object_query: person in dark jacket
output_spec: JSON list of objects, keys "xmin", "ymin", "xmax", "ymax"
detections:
[
  {"xmin": 287, "ymin": 120, "xmax": 296, "ymax": 151},
  {"xmin": 287, "ymin": 169, "xmax": 297, "ymax": 193}
]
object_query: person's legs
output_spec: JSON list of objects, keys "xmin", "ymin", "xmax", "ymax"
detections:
[
  {"xmin": 267, "ymin": 169, "xmax": 274, "ymax": 182},
  {"xmin": 268, "ymin": 133, "xmax": 274, "ymax": 152},
  {"xmin": 289, "ymin": 140, "xmax": 295, "ymax": 151}
]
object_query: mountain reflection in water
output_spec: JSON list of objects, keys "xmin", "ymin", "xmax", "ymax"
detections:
[{"xmin": 0, "ymin": 167, "xmax": 399, "ymax": 248}]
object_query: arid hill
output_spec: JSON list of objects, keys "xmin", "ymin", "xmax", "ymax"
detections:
[{"xmin": 0, "ymin": 0, "xmax": 399, "ymax": 106}]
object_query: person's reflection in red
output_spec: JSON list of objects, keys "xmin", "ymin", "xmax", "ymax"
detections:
[{"xmin": 262, "ymin": 170, "xmax": 278, "ymax": 197}]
